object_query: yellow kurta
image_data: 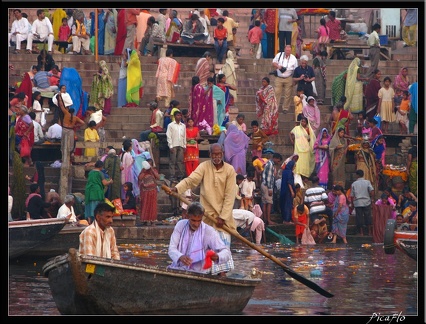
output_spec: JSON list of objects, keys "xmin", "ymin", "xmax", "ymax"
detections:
[
  {"xmin": 175, "ymin": 160, "xmax": 237, "ymax": 232},
  {"xmin": 84, "ymin": 128, "xmax": 100, "ymax": 157}
]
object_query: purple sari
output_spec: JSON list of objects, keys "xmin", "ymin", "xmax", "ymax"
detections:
[
  {"xmin": 313, "ymin": 128, "xmax": 331, "ymax": 189},
  {"xmin": 224, "ymin": 124, "xmax": 250, "ymax": 175}
]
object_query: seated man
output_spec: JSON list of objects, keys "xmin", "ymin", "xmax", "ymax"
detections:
[
  {"xmin": 139, "ymin": 16, "xmax": 165, "ymax": 56},
  {"xmin": 140, "ymin": 100, "xmax": 164, "ymax": 141},
  {"xmin": 45, "ymin": 122, "xmax": 62, "ymax": 142},
  {"xmin": 180, "ymin": 14, "xmax": 208, "ymax": 45},
  {"xmin": 9, "ymin": 9, "xmax": 32, "ymax": 54},
  {"xmin": 56, "ymin": 194, "xmax": 78, "ymax": 224},
  {"xmin": 32, "ymin": 65, "xmax": 59, "ymax": 93},
  {"xmin": 232, "ymin": 206, "xmax": 265, "ymax": 245},
  {"xmin": 26, "ymin": 9, "xmax": 55, "ymax": 54},
  {"xmin": 168, "ymin": 202, "xmax": 232, "ymax": 274},
  {"xmin": 26, "ymin": 183, "xmax": 51, "ymax": 220}
]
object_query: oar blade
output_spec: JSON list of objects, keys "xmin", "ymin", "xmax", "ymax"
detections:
[{"xmin": 282, "ymin": 267, "xmax": 334, "ymax": 298}]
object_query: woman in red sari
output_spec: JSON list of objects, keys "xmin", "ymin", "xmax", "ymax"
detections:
[
  {"xmin": 184, "ymin": 117, "xmax": 201, "ymax": 176},
  {"xmin": 255, "ymin": 76, "xmax": 279, "ymax": 136},
  {"xmin": 138, "ymin": 160, "xmax": 160, "ymax": 226},
  {"xmin": 113, "ymin": 9, "xmax": 126, "ymax": 56},
  {"xmin": 15, "ymin": 105, "xmax": 34, "ymax": 167},
  {"xmin": 364, "ymin": 69, "xmax": 382, "ymax": 119}
]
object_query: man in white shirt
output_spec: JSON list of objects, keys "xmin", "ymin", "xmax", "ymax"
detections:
[
  {"xmin": 26, "ymin": 9, "xmax": 55, "ymax": 54},
  {"xmin": 9, "ymin": 9, "xmax": 32, "ymax": 53},
  {"xmin": 29, "ymin": 111, "xmax": 45, "ymax": 144},
  {"xmin": 232, "ymin": 208, "xmax": 265, "ymax": 245},
  {"xmin": 46, "ymin": 122, "xmax": 62, "ymax": 142},
  {"xmin": 166, "ymin": 110, "xmax": 186, "ymax": 181},
  {"xmin": 271, "ymin": 44, "xmax": 298, "ymax": 112},
  {"xmin": 57, "ymin": 194, "xmax": 78, "ymax": 223},
  {"xmin": 364, "ymin": 23, "xmax": 381, "ymax": 80}
]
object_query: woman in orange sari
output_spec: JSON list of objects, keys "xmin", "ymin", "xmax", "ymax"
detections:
[
  {"xmin": 184, "ymin": 117, "xmax": 201, "ymax": 177},
  {"xmin": 138, "ymin": 160, "xmax": 160, "ymax": 226}
]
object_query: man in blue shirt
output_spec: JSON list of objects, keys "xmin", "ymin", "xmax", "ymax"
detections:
[{"xmin": 32, "ymin": 65, "xmax": 59, "ymax": 93}]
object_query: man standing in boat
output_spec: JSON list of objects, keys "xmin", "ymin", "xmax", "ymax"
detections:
[
  {"xmin": 168, "ymin": 202, "xmax": 232, "ymax": 273},
  {"xmin": 79, "ymin": 202, "xmax": 120, "ymax": 260},
  {"xmin": 170, "ymin": 143, "xmax": 236, "ymax": 275}
]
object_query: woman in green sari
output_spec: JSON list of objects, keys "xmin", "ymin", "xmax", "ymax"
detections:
[
  {"xmin": 331, "ymin": 69, "xmax": 347, "ymax": 107},
  {"xmin": 344, "ymin": 57, "xmax": 367, "ymax": 114},
  {"xmin": 329, "ymin": 127, "xmax": 348, "ymax": 187},
  {"xmin": 406, "ymin": 137, "xmax": 417, "ymax": 196}
]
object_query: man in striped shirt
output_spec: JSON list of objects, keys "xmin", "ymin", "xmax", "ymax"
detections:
[
  {"xmin": 304, "ymin": 176, "xmax": 333, "ymax": 227},
  {"xmin": 79, "ymin": 202, "xmax": 120, "ymax": 260},
  {"xmin": 261, "ymin": 152, "xmax": 282, "ymax": 225}
]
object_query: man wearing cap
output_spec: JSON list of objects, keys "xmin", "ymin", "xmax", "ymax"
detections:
[
  {"xmin": 271, "ymin": 44, "xmax": 298, "ymax": 113},
  {"xmin": 140, "ymin": 100, "xmax": 164, "ymax": 141},
  {"xmin": 293, "ymin": 55, "xmax": 315, "ymax": 98}
]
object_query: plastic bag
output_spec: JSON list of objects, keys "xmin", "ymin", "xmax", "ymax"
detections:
[
  {"xmin": 373, "ymin": 113, "xmax": 381, "ymax": 129},
  {"xmin": 301, "ymin": 228, "xmax": 316, "ymax": 245},
  {"xmin": 311, "ymin": 81, "xmax": 318, "ymax": 96},
  {"xmin": 256, "ymin": 43, "xmax": 262, "ymax": 59},
  {"xmin": 20, "ymin": 137, "xmax": 30, "ymax": 158}
]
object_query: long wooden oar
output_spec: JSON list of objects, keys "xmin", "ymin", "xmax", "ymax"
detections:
[{"xmin": 161, "ymin": 185, "xmax": 334, "ymax": 298}]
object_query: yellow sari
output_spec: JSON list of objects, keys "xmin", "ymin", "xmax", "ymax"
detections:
[
  {"xmin": 126, "ymin": 50, "xmax": 143, "ymax": 104},
  {"xmin": 290, "ymin": 123, "xmax": 316, "ymax": 178}
]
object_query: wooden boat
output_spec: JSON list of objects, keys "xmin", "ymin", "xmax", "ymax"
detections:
[
  {"xmin": 31, "ymin": 223, "xmax": 85, "ymax": 256},
  {"xmin": 9, "ymin": 218, "xmax": 67, "ymax": 259},
  {"xmin": 42, "ymin": 248, "xmax": 261, "ymax": 315},
  {"xmin": 384, "ymin": 219, "xmax": 417, "ymax": 261}
]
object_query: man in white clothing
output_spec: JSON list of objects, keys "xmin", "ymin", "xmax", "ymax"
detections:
[
  {"xmin": 46, "ymin": 122, "xmax": 62, "ymax": 142},
  {"xmin": 9, "ymin": 9, "xmax": 32, "ymax": 53},
  {"xmin": 26, "ymin": 9, "xmax": 55, "ymax": 54},
  {"xmin": 233, "ymin": 207, "xmax": 265, "ymax": 244},
  {"xmin": 57, "ymin": 194, "xmax": 78, "ymax": 223},
  {"xmin": 29, "ymin": 111, "xmax": 45, "ymax": 144},
  {"xmin": 168, "ymin": 202, "xmax": 232, "ymax": 273},
  {"xmin": 166, "ymin": 110, "xmax": 186, "ymax": 181},
  {"xmin": 272, "ymin": 45, "xmax": 298, "ymax": 112}
]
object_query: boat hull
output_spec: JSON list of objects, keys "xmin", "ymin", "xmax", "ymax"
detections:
[
  {"xmin": 9, "ymin": 218, "xmax": 67, "ymax": 259},
  {"xmin": 31, "ymin": 224, "xmax": 85, "ymax": 256},
  {"xmin": 384, "ymin": 219, "xmax": 417, "ymax": 261},
  {"xmin": 43, "ymin": 248, "xmax": 260, "ymax": 315}
]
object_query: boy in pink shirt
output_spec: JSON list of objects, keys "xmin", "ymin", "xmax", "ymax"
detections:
[{"xmin": 248, "ymin": 20, "xmax": 263, "ymax": 58}]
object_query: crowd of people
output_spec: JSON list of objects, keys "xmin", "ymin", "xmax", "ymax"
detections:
[{"xmin": 9, "ymin": 8, "xmax": 417, "ymax": 258}]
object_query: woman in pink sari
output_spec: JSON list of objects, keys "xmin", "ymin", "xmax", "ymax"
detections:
[
  {"xmin": 313, "ymin": 128, "xmax": 331, "ymax": 189},
  {"xmin": 302, "ymin": 96, "xmax": 321, "ymax": 135},
  {"xmin": 393, "ymin": 67, "xmax": 410, "ymax": 92},
  {"xmin": 189, "ymin": 76, "xmax": 214, "ymax": 127}
]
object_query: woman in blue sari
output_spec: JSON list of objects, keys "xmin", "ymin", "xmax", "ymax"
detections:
[
  {"xmin": 59, "ymin": 67, "xmax": 87, "ymax": 117},
  {"xmin": 331, "ymin": 185, "xmax": 349, "ymax": 244},
  {"xmin": 90, "ymin": 9, "xmax": 105, "ymax": 55},
  {"xmin": 280, "ymin": 160, "xmax": 296, "ymax": 224}
]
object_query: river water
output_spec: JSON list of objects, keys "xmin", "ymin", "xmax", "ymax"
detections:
[{"xmin": 8, "ymin": 242, "xmax": 418, "ymax": 317}]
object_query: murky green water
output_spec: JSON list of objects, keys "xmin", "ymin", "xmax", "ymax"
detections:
[{"xmin": 8, "ymin": 242, "xmax": 418, "ymax": 316}]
